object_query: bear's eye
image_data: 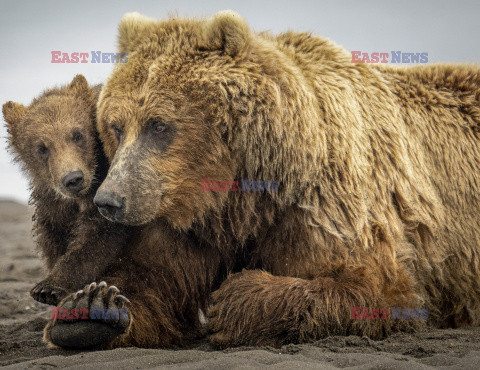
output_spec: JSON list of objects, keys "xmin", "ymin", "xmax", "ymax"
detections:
[
  {"xmin": 111, "ymin": 125, "xmax": 123, "ymax": 141},
  {"xmin": 37, "ymin": 144, "xmax": 48, "ymax": 156},
  {"xmin": 149, "ymin": 120, "xmax": 166, "ymax": 134},
  {"xmin": 72, "ymin": 131, "xmax": 83, "ymax": 142}
]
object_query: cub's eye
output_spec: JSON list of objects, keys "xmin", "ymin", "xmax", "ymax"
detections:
[
  {"xmin": 72, "ymin": 131, "xmax": 83, "ymax": 142},
  {"xmin": 37, "ymin": 144, "xmax": 48, "ymax": 156},
  {"xmin": 111, "ymin": 125, "xmax": 123, "ymax": 141},
  {"xmin": 149, "ymin": 120, "xmax": 166, "ymax": 134}
]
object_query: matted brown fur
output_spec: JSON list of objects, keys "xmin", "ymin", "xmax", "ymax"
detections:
[
  {"xmin": 49, "ymin": 11, "xmax": 480, "ymax": 348},
  {"xmin": 2, "ymin": 75, "xmax": 130, "ymax": 305}
]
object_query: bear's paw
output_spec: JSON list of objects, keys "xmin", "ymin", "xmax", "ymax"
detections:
[{"xmin": 43, "ymin": 281, "xmax": 131, "ymax": 349}]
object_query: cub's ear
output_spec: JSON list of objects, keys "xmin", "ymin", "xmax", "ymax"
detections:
[
  {"xmin": 69, "ymin": 74, "xmax": 97, "ymax": 105},
  {"xmin": 3, "ymin": 101, "xmax": 26, "ymax": 135},
  {"xmin": 117, "ymin": 12, "xmax": 157, "ymax": 54},
  {"xmin": 69, "ymin": 74, "xmax": 90, "ymax": 95},
  {"xmin": 200, "ymin": 10, "xmax": 250, "ymax": 57}
]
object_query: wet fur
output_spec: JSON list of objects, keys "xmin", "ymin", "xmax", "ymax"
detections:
[
  {"xmin": 3, "ymin": 76, "xmax": 130, "ymax": 304},
  {"xmin": 35, "ymin": 11, "xmax": 480, "ymax": 348}
]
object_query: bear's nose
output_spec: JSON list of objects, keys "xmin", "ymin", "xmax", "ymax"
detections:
[
  {"xmin": 94, "ymin": 191, "xmax": 126, "ymax": 222},
  {"xmin": 62, "ymin": 171, "xmax": 85, "ymax": 193}
]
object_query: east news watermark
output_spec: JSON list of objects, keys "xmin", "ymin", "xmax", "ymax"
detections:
[
  {"xmin": 351, "ymin": 51, "xmax": 428, "ymax": 64},
  {"xmin": 51, "ymin": 307, "xmax": 128, "ymax": 320},
  {"xmin": 51, "ymin": 51, "xmax": 128, "ymax": 63},
  {"xmin": 351, "ymin": 307, "xmax": 428, "ymax": 320},
  {"xmin": 201, "ymin": 179, "xmax": 279, "ymax": 192}
]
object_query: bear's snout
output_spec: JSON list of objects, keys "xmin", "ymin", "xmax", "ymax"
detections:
[
  {"xmin": 94, "ymin": 191, "xmax": 126, "ymax": 222},
  {"xmin": 61, "ymin": 171, "xmax": 85, "ymax": 193}
]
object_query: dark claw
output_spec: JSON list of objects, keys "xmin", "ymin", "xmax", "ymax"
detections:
[
  {"xmin": 115, "ymin": 295, "xmax": 131, "ymax": 304},
  {"xmin": 86, "ymin": 282, "xmax": 97, "ymax": 293},
  {"xmin": 30, "ymin": 282, "xmax": 68, "ymax": 306},
  {"xmin": 106, "ymin": 286, "xmax": 120, "ymax": 303}
]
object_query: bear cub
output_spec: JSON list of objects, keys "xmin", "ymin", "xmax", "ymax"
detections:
[{"xmin": 3, "ymin": 74, "xmax": 130, "ymax": 305}]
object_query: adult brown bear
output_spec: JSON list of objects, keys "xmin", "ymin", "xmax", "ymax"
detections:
[{"xmin": 46, "ymin": 10, "xmax": 480, "ymax": 349}]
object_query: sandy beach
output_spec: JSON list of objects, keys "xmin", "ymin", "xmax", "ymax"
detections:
[{"xmin": 2, "ymin": 199, "xmax": 480, "ymax": 369}]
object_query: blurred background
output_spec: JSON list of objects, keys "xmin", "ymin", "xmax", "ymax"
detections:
[{"xmin": 1, "ymin": 0, "xmax": 479, "ymax": 203}]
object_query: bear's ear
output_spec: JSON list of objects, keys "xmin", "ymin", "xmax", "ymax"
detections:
[
  {"xmin": 3, "ymin": 101, "xmax": 26, "ymax": 135},
  {"xmin": 200, "ymin": 10, "xmax": 250, "ymax": 57},
  {"xmin": 117, "ymin": 12, "xmax": 157, "ymax": 54}
]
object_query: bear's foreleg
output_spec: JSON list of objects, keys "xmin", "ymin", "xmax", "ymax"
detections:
[
  {"xmin": 44, "ymin": 222, "xmax": 221, "ymax": 348},
  {"xmin": 208, "ymin": 265, "xmax": 421, "ymax": 348}
]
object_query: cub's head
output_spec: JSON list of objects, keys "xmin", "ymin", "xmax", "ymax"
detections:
[{"xmin": 3, "ymin": 75, "xmax": 104, "ymax": 199}]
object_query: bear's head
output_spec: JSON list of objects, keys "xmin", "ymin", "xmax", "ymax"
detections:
[
  {"xmin": 3, "ymin": 75, "xmax": 105, "ymax": 200},
  {"xmin": 95, "ymin": 11, "xmax": 321, "ymax": 227}
]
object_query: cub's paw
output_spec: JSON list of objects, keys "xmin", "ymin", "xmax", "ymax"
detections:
[
  {"xmin": 30, "ymin": 281, "xmax": 68, "ymax": 306},
  {"xmin": 44, "ymin": 281, "xmax": 131, "ymax": 349}
]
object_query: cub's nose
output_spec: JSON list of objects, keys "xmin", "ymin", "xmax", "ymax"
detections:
[
  {"xmin": 62, "ymin": 171, "xmax": 84, "ymax": 193},
  {"xmin": 94, "ymin": 191, "xmax": 126, "ymax": 222}
]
